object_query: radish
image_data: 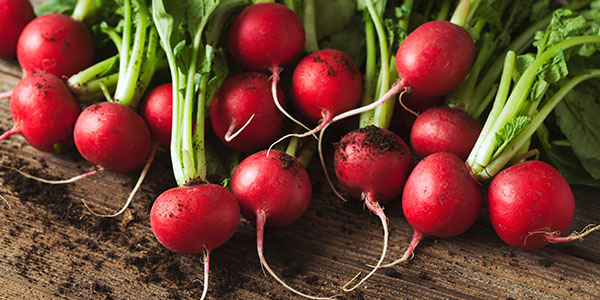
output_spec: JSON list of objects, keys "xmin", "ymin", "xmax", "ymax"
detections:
[
  {"xmin": 227, "ymin": 3, "xmax": 309, "ymax": 134},
  {"xmin": 0, "ymin": 0, "xmax": 34, "ymax": 59},
  {"xmin": 141, "ymin": 83, "xmax": 172, "ymax": 148},
  {"xmin": 410, "ymin": 106, "xmax": 482, "ymax": 161},
  {"xmin": 488, "ymin": 160, "xmax": 599, "ymax": 250},
  {"xmin": 17, "ymin": 13, "xmax": 95, "ymax": 78},
  {"xmin": 150, "ymin": 184, "xmax": 240, "ymax": 300},
  {"xmin": 209, "ymin": 72, "xmax": 285, "ymax": 152},
  {"xmin": 290, "ymin": 49, "xmax": 362, "ymax": 134},
  {"xmin": 230, "ymin": 149, "xmax": 335, "ymax": 299},
  {"xmin": 74, "ymin": 101, "xmax": 152, "ymax": 174},
  {"xmin": 383, "ymin": 152, "xmax": 482, "ymax": 266},
  {"xmin": 333, "ymin": 125, "xmax": 413, "ymax": 291},
  {"xmin": 0, "ymin": 71, "xmax": 80, "ymax": 153}
]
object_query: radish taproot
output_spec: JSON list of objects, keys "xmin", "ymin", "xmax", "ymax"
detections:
[
  {"xmin": 74, "ymin": 102, "xmax": 152, "ymax": 174},
  {"xmin": 291, "ymin": 49, "xmax": 362, "ymax": 135},
  {"xmin": 141, "ymin": 83, "xmax": 173, "ymax": 148},
  {"xmin": 333, "ymin": 125, "xmax": 413, "ymax": 291},
  {"xmin": 150, "ymin": 184, "xmax": 240, "ymax": 300},
  {"xmin": 209, "ymin": 72, "xmax": 285, "ymax": 152},
  {"xmin": 383, "ymin": 152, "xmax": 482, "ymax": 266},
  {"xmin": 410, "ymin": 106, "xmax": 482, "ymax": 161},
  {"xmin": 231, "ymin": 149, "xmax": 335, "ymax": 299},
  {"xmin": 0, "ymin": 0, "xmax": 34, "ymax": 59},
  {"xmin": 17, "ymin": 13, "xmax": 95, "ymax": 77},
  {"xmin": 488, "ymin": 160, "xmax": 599, "ymax": 250},
  {"xmin": 0, "ymin": 71, "xmax": 80, "ymax": 153}
]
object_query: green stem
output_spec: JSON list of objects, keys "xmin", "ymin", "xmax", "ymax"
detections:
[
  {"xmin": 70, "ymin": 73, "xmax": 119, "ymax": 103},
  {"xmin": 283, "ymin": 0, "xmax": 296, "ymax": 12},
  {"xmin": 397, "ymin": 0, "xmax": 413, "ymax": 31},
  {"xmin": 359, "ymin": 14, "xmax": 377, "ymax": 127},
  {"xmin": 467, "ymin": 51, "xmax": 515, "ymax": 166},
  {"xmin": 479, "ymin": 69, "xmax": 600, "ymax": 180},
  {"xmin": 118, "ymin": 0, "xmax": 132, "ymax": 85},
  {"xmin": 285, "ymin": 137, "xmax": 299, "ymax": 157},
  {"xmin": 472, "ymin": 36, "xmax": 600, "ymax": 171},
  {"xmin": 437, "ymin": 0, "xmax": 451, "ymax": 21},
  {"xmin": 67, "ymin": 55, "xmax": 119, "ymax": 88},
  {"xmin": 72, "ymin": 0, "xmax": 95, "ymax": 22},
  {"xmin": 100, "ymin": 24, "xmax": 123, "ymax": 53},
  {"xmin": 450, "ymin": 0, "xmax": 470, "ymax": 26},
  {"xmin": 303, "ymin": 0, "xmax": 318, "ymax": 52},
  {"xmin": 365, "ymin": 0, "xmax": 390, "ymax": 129},
  {"xmin": 114, "ymin": 1, "xmax": 148, "ymax": 108}
]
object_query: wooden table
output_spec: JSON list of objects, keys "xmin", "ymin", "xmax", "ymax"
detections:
[{"xmin": 1, "ymin": 2, "xmax": 599, "ymax": 300}]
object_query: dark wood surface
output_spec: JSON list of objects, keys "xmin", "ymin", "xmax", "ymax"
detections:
[{"xmin": 0, "ymin": 2, "xmax": 599, "ymax": 299}]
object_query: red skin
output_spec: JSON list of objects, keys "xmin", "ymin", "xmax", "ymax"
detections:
[
  {"xmin": 334, "ymin": 126, "xmax": 413, "ymax": 204},
  {"xmin": 150, "ymin": 184, "xmax": 240, "ymax": 254},
  {"xmin": 141, "ymin": 83, "xmax": 172, "ymax": 148},
  {"xmin": 392, "ymin": 90, "xmax": 445, "ymax": 129},
  {"xmin": 396, "ymin": 20, "xmax": 475, "ymax": 97},
  {"xmin": 210, "ymin": 72, "xmax": 285, "ymax": 152},
  {"xmin": 8, "ymin": 71, "xmax": 81, "ymax": 152},
  {"xmin": 74, "ymin": 102, "xmax": 151, "ymax": 174},
  {"xmin": 0, "ymin": 0, "xmax": 34, "ymax": 59},
  {"xmin": 231, "ymin": 150, "xmax": 311, "ymax": 227},
  {"xmin": 410, "ymin": 106, "xmax": 482, "ymax": 161},
  {"xmin": 227, "ymin": 3, "xmax": 305, "ymax": 71},
  {"xmin": 17, "ymin": 13, "xmax": 95, "ymax": 77},
  {"xmin": 291, "ymin": 49, "xmax": 362, "ymax": 123},
  {"xmin": 488, "ymin": 160, "xmax": 575, "ymax": 250},
  {"xmin": 403, "ymin": 152, "xmax": 483, "ymax": 238}
]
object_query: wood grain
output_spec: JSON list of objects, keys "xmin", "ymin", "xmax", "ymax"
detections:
[{"xmin": 0, "ymin": 1, "xmax": 599, "ymax": 299}]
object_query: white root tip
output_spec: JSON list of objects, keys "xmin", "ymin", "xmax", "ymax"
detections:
[{"xmin": 224, "ymin": 114, "xmax": 255, "ymax": 142}]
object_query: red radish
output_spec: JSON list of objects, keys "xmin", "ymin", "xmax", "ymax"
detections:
[
  {"xmin": 209, "ymin": 72, "xmax": 285, "ymax": 152},
  {"xmin": 488, "ymin": 160, "xmax": 599, "ymax": 250},
  {"xmin": 230, "ymin": 150, "xmax": 334, "ymax": 299},
  {"xmin": 396, "ymin": 20, "xmax": 475, "ymax": 97},
  {"xmin": 0, "ymin": 71, "xmax": 80, "ymax": 153},
  {"xmin": 150, "ymin": 184, "xmax": 240, "ymax": 300},
  {"xmin": 74, "ymin": 102, "xmax": 151, "ymax": 174},
  {"xmin": 227, "ymin": 3, "xmax": 304, "ymax": 72},
  {"xmin": 410, "ymin": 106, "xmax": 482, "ymax": 161},
  {"xmin": 17, "ymin": 13, "xmax": 95, "ymax": 77},
  {"xmin": 385, "ymin": 152, "xmax": 482, "ymax": 267},
  {"xmin": 227, "ymin": 3, "xmax": 308, "ymax": 134},
  {"xmin": 333, "ymin": 125, "xmax": 412, "ymax": 291},
  {"xmin": 141, "ymin": 83, "xmax": 172, "ymax": 148},
  {"xmin": 291, "ymin": 49, "xmax": 362, "ymax": 133},
  {"xmin": 0, "ymin": 0, "xmax": 34, "ymax": 59},
  {"xmin": 392, "ymin": 90, "xmax": 444, "ymax": 129}
]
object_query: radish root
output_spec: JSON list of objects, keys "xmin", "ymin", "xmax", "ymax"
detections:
[
  {"xmin": 380, "ymin": 231, "xmax": 424, "ymax": 268},
  {"xmin": 200, "ymin": 247, "xmax": 210, "ymax": 300},
  {"xmin": 83, "ymin": 141, "xmax": 158, "ymax": 218},
  {"xmin": 269, "ymin": 66, "xmax": 314, "ymax": 138},
  {"xmin": 0, "ymin": 90, "xmax": 13, "ymax": 100},
  {"xmin": 342, "ymin": 192, "xmax": 389, "ymax": 292},
  {"xmin": 0, "ymin": 165, "xmax": 103, "ymax": 184},
  {"xmin": 224, "ymin": 114, "xmax": 255, "ymax": 142},
  {"xmin": 1, "ymin": 194, "xmax": 10, "ymax": 209},
  {"xmin": 538, "ymin": 224, "xmax": 600, "ymax": 243},
  {"xmin": 256, "ymin": 211, "xmax": 339, "ymax": 300},
  {"xmin": 397, "ymin": 89, "xmax": 419, "ymax": 118}
]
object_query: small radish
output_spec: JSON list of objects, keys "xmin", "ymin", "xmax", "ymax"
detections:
[
  {"xmin": 74, "ymin": 102, "xmax": 151, "ymax": 174},
  {"xmin": 333, "ymin": 125, "xmax": 413, "ymax": 291},
  {"xmin": 0, "ymin": 71, "xmax": 80, "ymax": 153},
  {"xmin": 488, "ymin": 160, "xmax": 599, "ymax": 250},
  {"xmin": 231, "ymin": 150, "xmax": 334, "ymax": 299},
  {"xmin": 141, "ymin": 83, "xmax": 172, "ymax": 148},
  {"xmin": 384, "ymin": 152, "xmax": 483, "ymax": 267},
  {"xmin": 17, "ymin": 13, "xmax": 95, "ymax": 77},
  {"xmin": 209, "ymin": 72, "xmax": 285, "ymax": 152},
  {"xmin": 227, "ymin": 3, "xmax": 308, "ymax": 134},
  {"xmin": 150, "ymin": 183, "xmax": 240, "ymax": 300},
  {"xmin": 410, "ymin": 106, "xmax": 482, "ymax": 161},
  {"xmin": 291, "ymin": 49, "xmax": 362, "ymax": 134},
  {"xmin": 392, "ymin": 90, "xmax": 444, "ymax": 129},
  {"xmin": 0, "ymin": 0, "xmax": 34, "ymax": 59}
]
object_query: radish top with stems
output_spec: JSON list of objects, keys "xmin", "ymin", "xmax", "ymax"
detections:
[
  {"xmin": 227, "ymin": 2, "xmax": 305, "ymax": 72},
  {"xmin": 1, "ymin": 71, "xmax": 81, "ymax": 153},
  {"xmin": 0, "ymin": 0, "xmax": 34, "ymax": 59},
  {"xmin": 17, "ymin": 13, "xmax": 95, "ymax": 78}
]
